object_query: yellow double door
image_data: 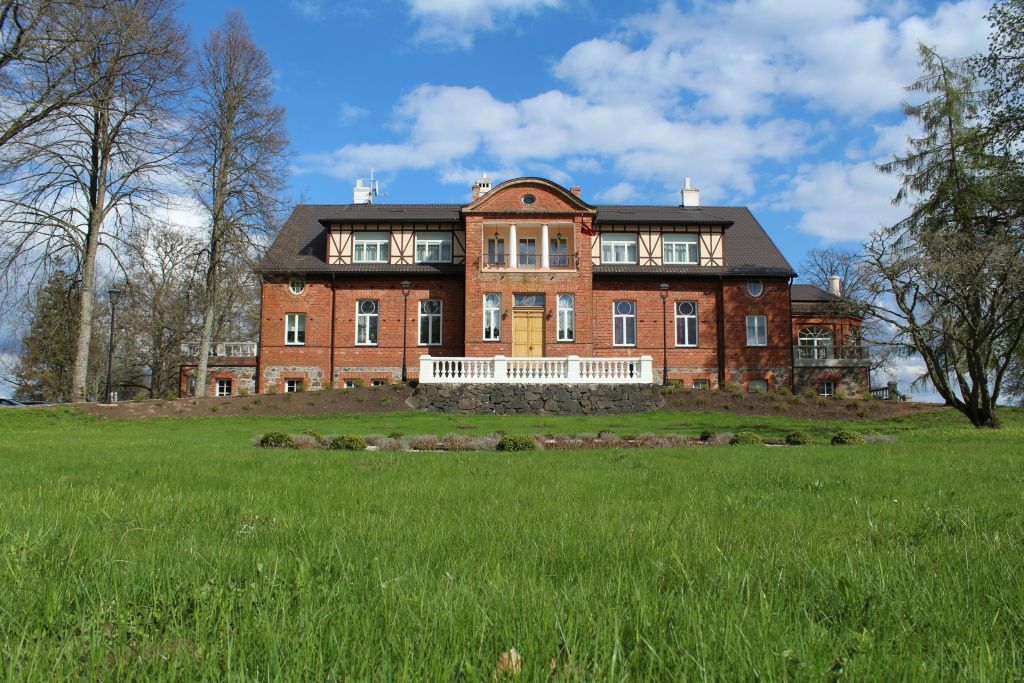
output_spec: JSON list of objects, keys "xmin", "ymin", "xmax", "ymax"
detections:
[{"xmin": 512, "ymin": 309, "xmax": 545, "ymax": 358}]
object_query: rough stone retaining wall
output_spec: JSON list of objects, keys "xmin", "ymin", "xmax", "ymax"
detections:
[{"xmin": 409, "ymin": 383, "xmax": 664, "ymax": 415}]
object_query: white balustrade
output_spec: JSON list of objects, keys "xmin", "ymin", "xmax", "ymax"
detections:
[{"xmin": 418, "ymin": 355, "xmax": 653, "ymax": 384}]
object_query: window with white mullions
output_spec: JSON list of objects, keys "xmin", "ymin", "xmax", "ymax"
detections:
[
  {"xmin": 798, "ymin": 326, "xmax": 834, "ymax": 360},
  {"xmin": 353, "ymin": 232, "xmax": 390, "ymax": 262},
  {"xmin": 819, "ymin": 380, "xmax": 836, "ymax": 397},
  {"xmin": 601, "ymin": 235, "xmax": 637, "ymax": 264},
  {"xmin": 674, "ymin": 300, "xmax": 698, "ymax": 346},
  {"xmin": 487, "ymin": 237, "xmax": 506, "ymax": 266},
  {"xmin": 663, "ymin": 234, "xmax": 700, "ymax": 264},
  {"xmin": 550, "ymin": 236, "xmax": 570, "ymax": 267},
  {"xmin": 356, "ymin": 299, "xmax": 379, "ymax": 345},
  {"xmin": 285, "ymin": 313, "xmax": 306, "ymax": 345},
  {"xmin": 415, "ymin": 233, "xmax": 452, "ymax": 263},
  {"xmin": 216, "ymin": 378, "xmax": 232, "ymax": 397},
  {"xmin": 483, "ymin": 293, "xmax": 501, "ymax": 340},
  {"xmin": 557, "ymin": 294, "xmax": 575, "ymax": 341},
  {"xmin": 746, "ymin": 314, "xmax": 767, "ymax": 347},
  {"xmin": 613, "ymin": 300, "xmax": 636, "ymax": 346},
  {"xmin": 518, "ymin": 238, "xmax": 537, "ymax": 266},
  {"xmin": 418, "ymin": 299, "xmax": 442, "ymax": 345}
]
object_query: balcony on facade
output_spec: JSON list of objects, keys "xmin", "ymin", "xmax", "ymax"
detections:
[
  {"xmin": 180, "ymin": 341, "xmax": 258, "ymax": 359},
  {"xmin": 479, "ymin": 223, "xmax": 577, "ymax": 272},
  {"xmin": 792, "ymin": 344, "xmax": 870, "ymax": 367},
  {"xmin": 419, "ymin": 355, "xmax": 654, "ymax": 384}
]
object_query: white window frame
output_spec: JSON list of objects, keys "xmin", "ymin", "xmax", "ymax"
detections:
[
  {"xmin": 371, "ymin": 379, "xmax": 386, "ymax": 386},
  {"xmin": 418, "ymin": 299, "xmax": 442, "ymax": 346},
  {"xmin": 415, "ymin": 232, "xmax": 452, "ymax": 263},
  {"xmin": 483, "ymin": 293, "xmax": 501, "ymax": 341},
  {"xmin": 749, "ymin": 379, "xmax": 768, "ymax": 394},
  {"xmin": 216, "ymin": 378, "xmax": 232, "ymax": 397},
  {"xmin": 518, "ymin": 237, "xmax": 537, "ymax": 266},
  {"xmin": 289, "ymin": 276, "xmax": 305, "ymax": 295},
  {"xmin": 556, "ymin": 294, "xmax": 575, "ymax": 342},
  {"xmin": 612, "ymin": 300, "xmax": 637, "ymax": 347},
  {"xmin": 746, "ymin": 314, "xmax": 767, "ymax": 347},
  {"xmin": 352, "ymin": 232, "xmax": 390, "ymax": 263},
  {"xmin": 486, "ymin": 237, "xmax": 506, "ymax": 266},
  {"xmin": 356, "ymin": 299, "xmax": 379, "ymax": 346},
  {"xmin": 663, "ymin": 234, "xmax": 699, "ymax": 264},
  {"xmin": 550, "ymin": 236, "xmax": 570, "ymax": 267},
  {"xmin": 343, "ymin": 379, "xmax": 355, "ymax": 389},
  {"xmin": 692, "ymin": 379, "xmax": 710, "ymax": 390},
  {"xmin": 747, "ymin": 280, "xmax": 764, "ymax": 297},
  {"xmin": 819, "ymin": 380, "xmax": 836, "ymax": 397},
  {"xmin": 601, "ymin": 234, "xmax": 638, "ymax": 264},
  {"xmin": 674, "ymin": 300, "xmax": 698, "ymax": 347},
  {"xmin": 285, "ymin": 313, "xmax": 306, "ymax": 345},
  {"xmin": 285, "ymin": 379, "xmax": 301, "ymax": 393}
]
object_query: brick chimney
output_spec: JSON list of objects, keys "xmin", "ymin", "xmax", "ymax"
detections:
[
  {"xmin": 471, "ymin": 173, "xmax": 492, "ymax": 201},
  {"xmin": 570, "ymin": 186, "xmax": 581, "ymax": 197},
  {"xmin": 681, "ymin": 177, "xmax": 700, "ymax": 207},
  {"xmin": 828, "ymin": 275, "xmax": 842, "ymax": 297}
]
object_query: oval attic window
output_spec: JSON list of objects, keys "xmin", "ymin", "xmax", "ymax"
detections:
[{"xmin": 521, "ymin": 194, "xmax": 536, "ymax": 205}]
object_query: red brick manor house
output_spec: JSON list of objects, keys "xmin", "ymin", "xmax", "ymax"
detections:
[{"xmin": 181, "ymin": 176, "xmax": 869, "ymax": 398}]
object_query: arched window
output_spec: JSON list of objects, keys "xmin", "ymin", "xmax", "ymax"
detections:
[{"xmin": 798, "ymin": 326, "xmax": 833, "ymax": 360}]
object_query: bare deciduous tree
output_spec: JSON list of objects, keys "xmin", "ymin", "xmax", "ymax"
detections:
[
  {"xmin": 189, "ymin": 10, "xmax": 287, "ymax": 396},
  {"xmin": 0, "ymin": 0, "xmax": 190, "ymax": 401}
]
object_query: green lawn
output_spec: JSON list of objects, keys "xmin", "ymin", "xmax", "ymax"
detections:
[{"xmin": 1, "ymin": 406, "xmax": 1022, "ymax": 680}]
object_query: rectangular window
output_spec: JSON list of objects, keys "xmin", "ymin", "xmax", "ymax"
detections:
[
  {"xmin": 285, "ymin": 313, "xmax": 306, "ymax": 345},
  {"xmin": 343, "ymin": 379, "xmax": 355, "ymax": 389},
  {"xmin": 352, "ymin": 232, "xmax": 390, "ymax": 263},
  {"xmin": 819, "ymin": 380, "xmax": 835, "ymax": 397},
  {"xmin": 692, "ymin": 379, "xmax": 710, "ymax": 390},
  {"xmin": 216, "ymin": 378, "xmax": 232, "ymax": 397},
  {"xmin": 601, "ymin": 234, "xmax": 638, "ymax": 264},
  {"xmin": 356, "ymin": 299, "xmax": 379, "ymax": 345},
  {"xmin": 663, "ymin": 234, "xmax": 700, "ymax": 264},
  {"xmin": 612, "ymin": 300, "xmax": 636, "ymax": 346},
  {"xmin": 487, "ymin": 237, "xmax": 506, "ymax": 266},
  {"xmin": 418, "ymin": 299, "xmax": 442, "ymax": 345},
  {"xmin": 483, "ymin": 293, "xmax": 501, "ymax": 341},
  {"xmin": 550, "ymin": 236, "xmax": 570, "ymax": 267},
  {"xmin": 557, "ymin": 294, "xmax": 575, "ymax": 341},
  {"xmin": 749, "ymin": 379, "xmax": 768, "ymax": 394},
  {"xmin": 674, "ymin": 300, "xmax": 698, "ymax": 347},
  {"xmin": 371, "ymin": 379, "xmax": 386, "ymax": 387},
  {"xmin": 746, "ymin": 314, "xmax": 767, "ymax": 347},
  {"xmin": 518, "ymin": 238, "xmax": 537, "ymax": 266},
  {"xmin": 415, "ymin": 232, "xmax": 452, "ymax": 263},
  {"xmin": 285, "ymin": 379, "xmax": 302, "ymax": 393}
]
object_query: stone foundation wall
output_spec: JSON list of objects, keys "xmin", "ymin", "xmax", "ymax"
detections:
[
  {"xmin": 262, "ymin": 365, "xmax": 325, "ymax": 392},
  {"xmin": 409, "ymin": 383, "xmax": 664, "ymax": 415},
  {"xmin": 793, "ymin": 366, "xmax": 869, "ymax": 397}
]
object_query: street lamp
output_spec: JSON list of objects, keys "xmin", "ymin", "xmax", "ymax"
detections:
[
  {"xmin": 400, "ymin": 280, "xmax": 411, "ymax": 383},
  {"xmin": 104, "ymin": 287, "xmax": 124, "ymax": 403},
  {"xmin": 659, "ymin": 283, "xmax": 669, "ymax": 387}
]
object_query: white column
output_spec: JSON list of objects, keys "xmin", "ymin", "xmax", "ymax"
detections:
[
  {"xmin": 639, "ymin": 355, "xmax": 654, "ymax": 383},
  {"xmin": 493, "ymin": 355, "xmax": 508, "ymax": 382},
  {"xmin": 419, "ymin": 356, "xmax": 434, "ymax": 383},
  {"xmin": 508, "ymin": 224, "xmax": 517, "ymax": 268},
  {"xmin": 567, "ymin": 355, "xmax": 581, "ymax": 382},
  {"xmin": 541, "ymin": 223, "xmax": 549, "ymax": 269}
]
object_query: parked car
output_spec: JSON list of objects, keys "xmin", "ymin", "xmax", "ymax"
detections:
[{"xmin": 0, "ymin": 397, "xmax": 25, "ymax": 407}]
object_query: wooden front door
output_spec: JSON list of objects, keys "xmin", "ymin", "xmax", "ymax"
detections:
[{"xmin": 512, "ymin": 309, "xmax": 545, "ymax": 357}]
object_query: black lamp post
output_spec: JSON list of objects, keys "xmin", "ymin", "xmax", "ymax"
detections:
[
  {"xmin": 659, "ymin": 283, "xmax": 669, "ymax": 386},
  {"xmin": 400, "ymin": 280, "xmax": 411, "ymax": 382},
  {"xmin": 104, "ymin": 287, "xmax": 123, "ymax": 403}
]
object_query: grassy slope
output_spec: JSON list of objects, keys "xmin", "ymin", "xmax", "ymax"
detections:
[{"xmin": 0, "ymin": 407, "xmax": 1022, "ymax": 680}]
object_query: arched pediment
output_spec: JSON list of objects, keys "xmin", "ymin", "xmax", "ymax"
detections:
[{"xmin": 463, "ymin": 177, "xmax": 596, "ymax": 214}]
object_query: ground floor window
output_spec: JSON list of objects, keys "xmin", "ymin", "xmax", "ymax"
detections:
[
  {"xmin": 216, "ymin": 378, "xmax": 232, "ymax": 397},
  {"xmin": 285, "ymin": 379, "xmax": 302, "ymax": 393},
  {"xmin": 746, "ymin": 314, "xmax": 767, "ymax": 346},
  {"xmin": 613, "ymin": 300, "xmax": 636, "ymax": 346},
  {"xmin": 483, "ymin": 293, "xmax": 501, "ymax": 340},
  {"xmin": 557, "ymin": 294, "xmax": 575, "ymax": 341},
  {"xmin": 419, "ymin": 299, "xmax": 442, "ymax": 345},
  {"xmin": 675, "ymin": 300, "xmax": 698, "ymax": 346},
  {"xmin": 343, "ymin": 379, "xmax": 355, "ymax": 389},
  {"xmin": 748, "ymin": 379, "xmax": 768, "ymax": 394},
  {"xmin": 819, "ymin": 380, "xmax": 835, "ymax": 397},
  {"xmin": 285, "ymin": 313, "xmax": 306, "ymax": 345},
  {"xmin": 356, "ymin": 299, "xmax": 379, "ymax": 345},
  {"xmin": 692, "ymin": 379, "xmax": 710, "ymax": 390},
  {"xmin": 371, "ymin": 379, "xmax": 386, "ymax": 387}
]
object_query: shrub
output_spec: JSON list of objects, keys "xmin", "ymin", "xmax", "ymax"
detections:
[
  {"xmin": 258, "ymin": 432, "xmax": 294, "ymax": 449},
  {"xmin": 388, "ymin": 431, "xmax": 403, "ymax": 439},
  {"xmin": 252, "ymin": 398, "xmax": 262, "ymax": 405},
  {"xmin": 698, "ymin": 429, "xmax": 716, "ymax": 442},
  {"xmin": 352, "ymin": 378, "xmax": 366, "ymax": 388},
  {"xmin": 785, "ymin": 431, "xmax": 814, "ymax": 446},
  {"xmin": 409, "ymin": 435, "xmax": 441, "ymax": 451},
  {"xmin": 328, "ymin": 434, "xmax": 366, "ymax": 451},
  {"xmin": 292, "ymin": 434, "xmax": 321, "ymax": 449},
  {"xmin": 720, "ymin": 381, "xmax": 740, "ymax": 393},
  {"xmin": 497, "ymin": 433, "xmax": 538, "ymax": 451},
  {"xmin": 775, "ymin": 386, "xmax": 792, "ymax": 397},
  {"xmin": 831, "ymin": 430, "xmax": 865, "ymax": 446},
  {"xmin": 302, "ymin": 429, "xmax": 327, "ymax": 447},
  {"xmin": 729, "ymin": 432, "xmax": 762, "ymax": 446},
  {"xmin": 379, "ymin": 396, "xmax": 394, "ymax": 407},
  {"xmin": 440, "ymin": 433, "xmax": 475, "ymax": 451}
]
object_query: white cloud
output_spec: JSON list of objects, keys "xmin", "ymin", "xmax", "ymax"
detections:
[
  {"xmin": 406, "ymin": 0, "xmax": 563, "ymax": 49},
  {"xmin": 337, "ymin": 103, "xmax": 369, "ymax": 126},
  {"xmin": 596, "ymin": 182, "xmax": 639, "ymax": 203},
  {"xmin": 289, "ymin": 0, "xmax": 324, "ymax": 20}
]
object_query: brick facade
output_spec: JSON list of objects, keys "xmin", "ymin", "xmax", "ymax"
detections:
[{"xmin": 247, "ymin": 177, "xmax": 869, "ymax": 396}]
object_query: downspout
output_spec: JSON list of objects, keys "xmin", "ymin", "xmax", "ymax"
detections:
[
  {"xmin": 255, "ymin": 277, "xmax": 264, "ymax": 394},
  {"xmin": 716, "ymin": 275, "xmax": 726, "ymax": 387},
  {"xmin": 329, "ymin": 273, "xmax": 337, "ymax": 388}
]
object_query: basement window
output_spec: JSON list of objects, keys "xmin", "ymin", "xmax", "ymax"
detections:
[
  {"xmin": 819, "ymin": 380, "xmax": 836, "ymax": 398},
  {"xmin": 216, "ymin": 379, "xmax": 232, "ymax": 397},
  {"xmin": 748, "ymin": 379, "xmax": 768, "ymax": 394},
  {"xmin": 692, "ymin": 379, "xmax": 710, "ymax": 390},
  {"xmin": 371, "ymin": 379, "xmax": 386, "ymax": 387},
  {"xmin": 285, "ymin": 379, "xmax": 302, "ymax": 393},
  {"xmin": 343, "ymin": 379, "xmax": 355, "ymax": 389}
]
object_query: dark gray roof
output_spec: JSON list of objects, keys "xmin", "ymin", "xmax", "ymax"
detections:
[
  {"xmin": 594, "ymin": 205, "xmax": 733, "ymax": 226},
  {"xmin": 791, "ymin": 283, "xmax": 839, "ymax": 301},
  {"xmin": 260, "ymin": 202, "xmax": 795, "ymax": 276}
]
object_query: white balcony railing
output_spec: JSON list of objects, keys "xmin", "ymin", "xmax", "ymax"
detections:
[
  {"xmin": 180, "ymin": 341, "xmax": 257, "ymax": 358},
  {"xmin": 793, "ymin": 345, "xmax": 870, "ymax": 367},
  {"xmin": 419, "ymin": 355, "xmax": 654, "ymax": 384}
]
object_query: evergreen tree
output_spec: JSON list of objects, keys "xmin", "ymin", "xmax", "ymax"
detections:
[{"xmin": 14, "ymin": 270, "xmax": 80, "ymax": 401}]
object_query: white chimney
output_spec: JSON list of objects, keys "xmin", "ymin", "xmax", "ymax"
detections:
[
  {"xmin": 472, "ymin": 173, "xmax": 492, "ymax": 200},
  {"xmin": 828, "ymin": 275, "xmax": 842, "ymax": 296},
  {"xmin": 681, "ymin": 177, "xmax": 700, "ymax": 208},
  {"xmin": 353, "ymin": 178, "xmax": 372, "ymax": 205}
]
